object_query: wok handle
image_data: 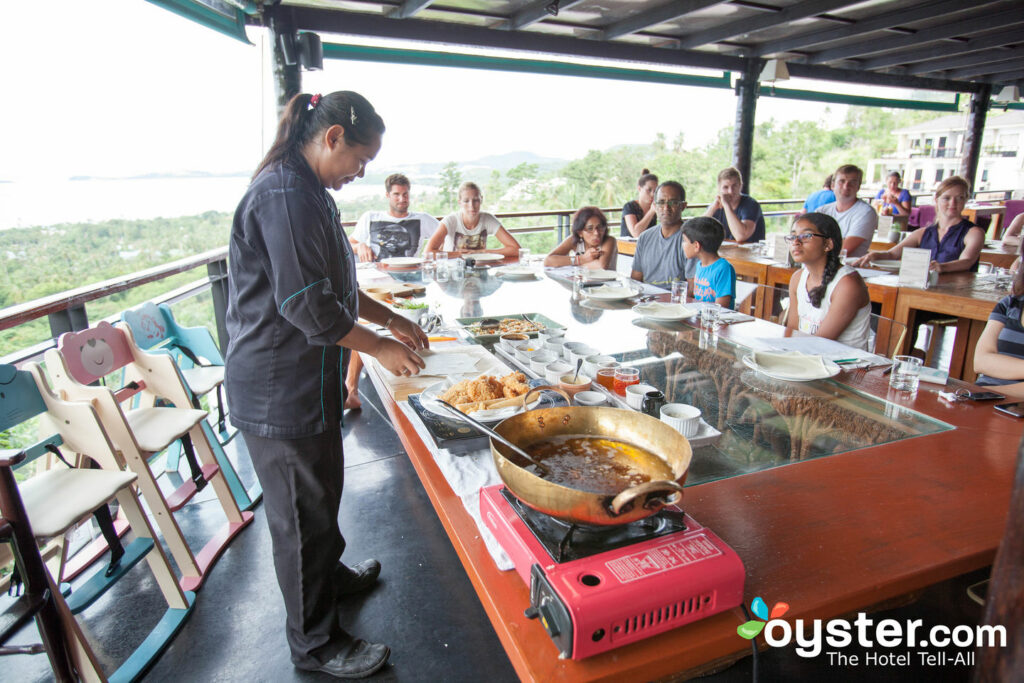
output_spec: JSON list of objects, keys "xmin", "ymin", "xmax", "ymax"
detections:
[
  {"xmin": 522, "ymin": 385, "xmax": 572, "ymax": 408},
  {"xmin": 609, "ymin": 480, "xmax": 684, "ymax": 516}
]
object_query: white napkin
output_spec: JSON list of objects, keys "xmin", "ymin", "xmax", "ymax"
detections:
[
  {"xmin": 587, "ymin": 284, "xmax": 635, "ymax": 298},
  {"xmin": 752, "ymin": 351, "xmax": 831, "ymax": 379},
  {"xmin": 635, "ymin": 302, "xmax": 700, "ymax": 318}
]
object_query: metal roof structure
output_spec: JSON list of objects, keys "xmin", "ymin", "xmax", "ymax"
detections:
[{"xmin": 243, "ymin": 0, "xmax": 1024, "ymax": 94}]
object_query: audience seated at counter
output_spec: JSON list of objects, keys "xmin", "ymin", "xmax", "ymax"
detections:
[
  {"xmin": 682, "ymin": 217, "xmax": 736, "ymax": 309},
  {"xmin": 620, "ymin": 169, "xmax": 659, "ymax": 238},
  {"xmin": 704, "ymin": 166, "xmax": 765, "ymax": 244},
  {"xmin": 786, "ymin": 213, "xmax": 872, "ymax": 350},
  {"xmin": 544, "ymin": 206, "xmax": 618, "ymax": 270},
  {"xmin": 873, "ymin": 171, "xmax": 912, "ymax": 216},
  {"xmin": 801, "ymin": 173, "xmax": 835, "ymax": 214},
  {"xmin": 424, "ymin": 181, "xmax": 521, "ymax": 258},
  {"xmin": 817, "ymin": 164, "xmax": 877, "ymax": 258},
  {"xmin": 630, "ymin": 181, "xmax": 699, "ymax": 287},
  {"xmin": 854, "ymin": 176, "xmax": 984, "ymax": 273},
  {"xmin": 974, "ymin": 257, "xmax": 1024, "ymax": 396}
]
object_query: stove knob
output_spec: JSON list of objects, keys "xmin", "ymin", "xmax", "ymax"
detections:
[
  {"xmin": 524, "ymin": 606, "xmax": 540, "ymax": 620},
  {"xmin": 524, "ymin": 601, "xmax": 560, "ymax": 636}
]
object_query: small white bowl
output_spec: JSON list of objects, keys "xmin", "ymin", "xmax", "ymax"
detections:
[
  {"xmin": 545, "ymin": 361, "xmax": 572, "ymax": 384},
  {"xmin": 625, "ymin": 383, "xmax": 657, "ymax": 410},
  {"xmin": 515, "ymin": 344, "xmax": 545, "ymax": 363},
  {"xmin": 544, "ymin": 339, "xmax": 566, "ymax": 357},
  {"xmin": 569, "ymin": 344, "xmax": 597, "ymax": 365},
  {"xmin": 500, "ymin": 334, "xmax": 530, "ymax": 352},
  {"xmin": 539, "ymin": 328, "xmax": 566, "ymax": 341},
  {"xmin": 562, "ymin": 341, "xmax": 589, "ymax": 362},
  {"xmin": 529, "ymin": 350, "xmax": 558, "ymax": 373},
  {"xmin": 583, "ymin": 354, "xmax": 616, "ymax": 377},
  {"xmin": 661, "ymin": 403, "xmax": 702, "ymax": 437},
  {"xmin": 573, "ymin": 391, "xmax": 606, "ymax": 407}
]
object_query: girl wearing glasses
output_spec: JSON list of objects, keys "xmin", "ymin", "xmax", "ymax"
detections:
[
  {"xmin": 786, "ymin": 213, "xmax": 871, "ymax": 349},
  {"xmin": 544, "ymin": 206, "xmax": 618, "ymax": 270}
]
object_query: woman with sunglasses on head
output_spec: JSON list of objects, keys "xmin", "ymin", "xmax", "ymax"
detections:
[
  {"xmin": 226, "ymin": 91, "xmax": 428, "ymax": 679},
  {"xmin": 786, "ymin": 212, "xmax": 871, "ymax": 350},
  {"xmin": 544, "ymin": 206, "xmax": 618, "ymax": 270},
  {"xmin": 424, "ymin": 181, "xmax": 520, "ymax": 258}
]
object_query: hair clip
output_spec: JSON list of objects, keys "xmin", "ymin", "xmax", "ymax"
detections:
[
  {"xmin": 309, "ymin": 93, "xmax": 322, "ymax": 110},
  {"xmin": 349, "ymin": 106, "xmax": 358, "ymax": 126}
]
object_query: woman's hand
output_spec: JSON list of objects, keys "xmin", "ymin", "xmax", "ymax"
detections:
[
  {"xmin": 582, "ymin": 246, "xmax": 603, "ymax": 263},
  {"xmin": 389, "ymin": 315, "xmax": 429, "ymax": 351},
  {"xmin": 373, "ymin": 337, "xmax": 426, "ymax": 377},
  {"xmin": 853, "ymin": 252, "xmax": 876, "ymax": 268}
]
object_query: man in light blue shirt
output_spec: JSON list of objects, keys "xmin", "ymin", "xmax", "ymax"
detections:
[
  {"xmin": 630, "ymin": 181, "xmax": 699, "ymax": 288},
  {"xmin": 803, "ymin": 174, "xmax": 835, "ymax": 213}
]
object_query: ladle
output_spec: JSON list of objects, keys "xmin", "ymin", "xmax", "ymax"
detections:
[{"xmin": 434, "ymin": 399, "xmax": 550, "ymax": 475}]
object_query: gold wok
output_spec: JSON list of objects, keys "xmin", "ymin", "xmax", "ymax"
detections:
[{"xmin": 491, "ymin": 405, "xmax": 692, "ymax": 526}]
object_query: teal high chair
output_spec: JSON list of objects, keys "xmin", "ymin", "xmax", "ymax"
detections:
[
  {"xmin": 122, "ymin": 302, "xmax": 260, "ymax": 510},
  {"xmin": 0, "ymin": 363, "xmax": 195, "ymax": 682}
]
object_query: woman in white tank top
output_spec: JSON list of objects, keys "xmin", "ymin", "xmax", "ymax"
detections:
[{"xmin": 785, "ymin": 213, "xmax": 872, "ymax": 350}]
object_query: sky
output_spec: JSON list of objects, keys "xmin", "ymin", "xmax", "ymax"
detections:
[{"xmin": 0, "ymin": 0, "xmax": 938, "ymax": 184}]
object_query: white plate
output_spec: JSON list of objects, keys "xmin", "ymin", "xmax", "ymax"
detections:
[
  {"xmin": 741, "ymin": 354, "xmax": 841, "ymax": 382},
  {"xmin": 584, "ymin": 284, "xmax": 639, "ymax": 301},
  {"xmin": 467, "ymin": 253, "xmax": 505, "ymax": 263},
  {"xmin": 494, "ymin": 266, "xmax": 537, "ymax": 280},
  {"xmin": 380, "ymin": 256, "xmax": 424, "ymax": 267},
  {"xmin": 420, "ymin": 376, "xmax": 537, "ymax": 422},
  {"xmin": 631, "ymin": 302, "xmax": 701, "ymax": 321},
  {"xmin": 871, "ymin": 259, "xmax": 902, "ymax": 271},
  {"xmin": 583, "ymin": 269, "xmax": 619, "ymax": 282}
]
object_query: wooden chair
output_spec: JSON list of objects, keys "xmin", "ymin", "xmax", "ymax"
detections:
[
  {"xmin": 43, "ymin": 321, "xmax": 253, "ymax": 592},
  {"xmin": 122, "ymin": 302, "xmax": 260, "ymax": 510},
  {"xmin": 1, "ymin": 362, "xmax": 195, "ymax": 682}
]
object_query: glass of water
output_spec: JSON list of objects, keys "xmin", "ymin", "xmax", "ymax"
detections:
[
  {"xmin": 889, "ymin": 355, "xmax": 922, "ymax": 392},
  {"xmin": 700, "ymin": 304, "xmax": 720, "ymax": 330},
  {"xmin": 670, "ymin": 278, "xmax": 686, "ymax": 303},
  {"xmin": 519, "ymin": 247, "xmax": 531, "ymax": 264},
  {"xmin": 434, "ymin": 252, "xmax": 449, "ymax": 282}
]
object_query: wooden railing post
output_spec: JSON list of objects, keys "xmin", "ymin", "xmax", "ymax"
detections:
[{"xmin": 207, "ymin": 258, "xmax": 230, "ymax": 354}]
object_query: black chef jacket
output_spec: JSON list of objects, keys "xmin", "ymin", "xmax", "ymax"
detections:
[{"xmin": 225, "ymin": 156, "xmax": 358, "ymax": 438}]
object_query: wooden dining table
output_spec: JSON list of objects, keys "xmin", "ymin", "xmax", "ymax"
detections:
[
  {"xmin": 360, "ymin": 268, "xmax": 1019, "ymax": 681},
  {"xmin": 963, "ymin": 204, "xmax": 1006, "ymax": 237}
]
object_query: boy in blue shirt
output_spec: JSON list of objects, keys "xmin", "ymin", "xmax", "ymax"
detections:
[{"xmin": 682, "ymin": 217, "xmax": 736, "ymax": 309}]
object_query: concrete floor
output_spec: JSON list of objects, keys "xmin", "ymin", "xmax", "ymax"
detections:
[{"xmin": 2, "ymin": 375, "xmax": 989, "ymax": 682}]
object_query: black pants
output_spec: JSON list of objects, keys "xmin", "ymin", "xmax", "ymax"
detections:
[{"xmin": 242, "ymin": 430, "xmax": 350, "ymax": 668}]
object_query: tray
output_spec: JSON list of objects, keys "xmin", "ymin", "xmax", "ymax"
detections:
[
  {"xmin": 494, "ymin": 346, "xmax": 722, "ymax": 448},
  {"xmin": 455, "ymin": 313, "xmax": 564, "ymax": 343}
]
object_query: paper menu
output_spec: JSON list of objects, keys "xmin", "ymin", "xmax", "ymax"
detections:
[
  {"xmin": 898, "ymin": 247, "xmax": 932, "ymax": 288},
  {"xmin": 877, "ymin": 214, "xmax": 894, "ymax": 236},
  {"xmin": 773, "ymin": 234, "xmax": 794, "ymax": 266}
]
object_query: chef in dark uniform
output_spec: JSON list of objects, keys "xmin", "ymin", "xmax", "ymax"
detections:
[{"xmin": 225, "ymin": 91, "xmax": 427, "ymax": 679}]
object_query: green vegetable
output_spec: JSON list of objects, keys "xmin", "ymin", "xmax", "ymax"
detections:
[{"xmin": 398, "ymin": 300, "xmax": 428, "ymax": 310}]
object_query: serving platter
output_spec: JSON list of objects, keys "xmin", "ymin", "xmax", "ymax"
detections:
[
  {"xmin": 741, "ymin": 354, "xmax": 841, "ymax": 382},
  {"xmin": 631, "ymin": 302, "xmax": 701, "ymax": 321},
  {"xmin": 455, "ymin": 313, "xmax": 564, "ymax": 343},
  {"xmin": 466, "ymin": 253, "xmax": 505, "ymax": 263}
]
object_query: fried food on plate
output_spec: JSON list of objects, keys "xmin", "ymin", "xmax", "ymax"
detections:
[{"xmin": 439, "ymin": 372, "xmax": 530, "ymax": 412}]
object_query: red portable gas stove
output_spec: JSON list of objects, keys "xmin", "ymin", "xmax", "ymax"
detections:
[{"xmin": 480, "ymin": 484, "xmax": 745, "ymax": 660}]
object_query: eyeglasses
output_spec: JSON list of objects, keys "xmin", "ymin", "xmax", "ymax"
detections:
[
  {"xmin": 655, "ymin": 200, "xmax": 684, "ymax": 207},
  {"xmin": 581, "ymin": 225, "xmax": 605, "ymax": 233},
  {"xmin": 784, "ymin": 232, "xmax": 826, "ymax": 244}
]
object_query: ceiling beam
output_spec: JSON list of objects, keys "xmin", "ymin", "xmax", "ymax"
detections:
[
  {"xmin": 502, "ymin": 0, "xmax": 588, "ymax": 30},
  {"xmin": 601, "ymin": 0, "xmax": 724, "ymax": 41},
  {"xmin": 807, "ymin": 9, "xmax": 1024, "ymax": 65},
  {"xmin": 388, "ymin": 0, "xmax": 435, "ymax": 20},
  {"xmin": 906, "ymin": 46, "xmax": 1024, "ymax": 76},
  {"xmin": 677, "ymin": 0, "xmax": 860, "ymax": 50},
  {"xmin": 859, "ymin": 26, "xmax": 1024, "ymax": 71},
  {"xmin": 948, "ymin": 59, "xmax": 1024, "ymax": 81},
  {"xmin": 754, "ymin": 0, "xmax": 989, "ymax": 57},
  {"xmin": 278, "ymin": 8, "xmax": 984, "ymax": 93}
]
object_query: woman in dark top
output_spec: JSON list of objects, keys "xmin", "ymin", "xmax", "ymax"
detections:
[
  {"xmin": 620, "ymin": 169, "xmax": 658, "ymax": 237},
  {"xmin": 856, "ymin": 175, "xmax": 984, "ymax": 273},
  {"xmin": 225, "ymin": 91, "xmax": 427, "ymax": 678},
  {"xmin": 975, "ymin": 241, "xmax": 1024, "ymax": 395}
]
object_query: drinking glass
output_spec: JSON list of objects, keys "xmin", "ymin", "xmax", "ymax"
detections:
[
  {"xmin": 613, "ymin": 367, "xmax": 640, "ymax": 396},
  {"xmin": 671, "ymin": 278, "xmax": 686, "ymax": 303},
  {"xmin": 519, "ymin": 248, "xmax": 531, "ymax": 264},
  {"xmin": 889, "ymin": 355, "xmax": 922, "ymax": 392},
  {"xmin": 977, "ymin": 262, "xmax": 993, "ymax": 275},
  {"xmin": 596, "ymin": 367, "xmax": 617, "ymax": 391},
  {"xmin": 839, "ymin": 248, "xmax": 848, "ymax": 263},
  {"xmin": 450, "ymin": 258, "xmax": 465, "ymax": 280},
  {"xmin": 700, "ymin": 304, "xmax": 720, "ymax": 330},
  {"xmin": 422, "ymin": 252, "xmax": 435, "ymax": 277},
  {"xmin": 435, "ymin": 252, "xmax": 449, "ymax": 282}
]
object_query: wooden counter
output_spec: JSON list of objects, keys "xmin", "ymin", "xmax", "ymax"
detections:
[{"xmin": 361, "ymin": 275, "xmax": 1020, "ymax": 681}]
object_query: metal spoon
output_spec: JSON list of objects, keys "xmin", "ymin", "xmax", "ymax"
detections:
[
  {"xmin": 434, "ymin": 399, "xmax": 550, "ymax": 475},
  {"xmin": 571, "ymin": 357, "xmax": 583, "ymax": 383}
]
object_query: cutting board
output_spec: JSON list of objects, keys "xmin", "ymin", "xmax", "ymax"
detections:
[
  {"xmin": 375, "ymin": 345, "xmax": 511, "ymax": 401},
  {"xmin": 361, "ymin": 282, "xmax": 426, "ymax": 298}
]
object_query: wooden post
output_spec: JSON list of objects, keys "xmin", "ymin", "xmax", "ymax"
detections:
[
  {"xmin": 732, "ymin": 59, "xmax": 761, "ymax": 194},
  {"xmin": 268, "ymin": 7, "xmax": 301, "ymax": 117},
  {"xmin": 958, "ymin": 85, "xmax": 991, "ymax": 191}
]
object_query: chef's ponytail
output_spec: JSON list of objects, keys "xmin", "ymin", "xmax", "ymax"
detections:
[{"xmin": 253, "ymin": 91, "xmax": 385, "ymax": 179}]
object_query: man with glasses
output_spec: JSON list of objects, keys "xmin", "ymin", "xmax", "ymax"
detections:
[
  {"xmin": 817, "ymin": 165, "xmax": 877, "ymax": 258},
  {"xmin": 630, "ymin": 181, "xmax": 699, "ymax": 287}
]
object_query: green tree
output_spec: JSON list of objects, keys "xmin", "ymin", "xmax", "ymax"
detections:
[{"xmin": 438, "ymin": 161, "xmax": 462, "ymax": 207}]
